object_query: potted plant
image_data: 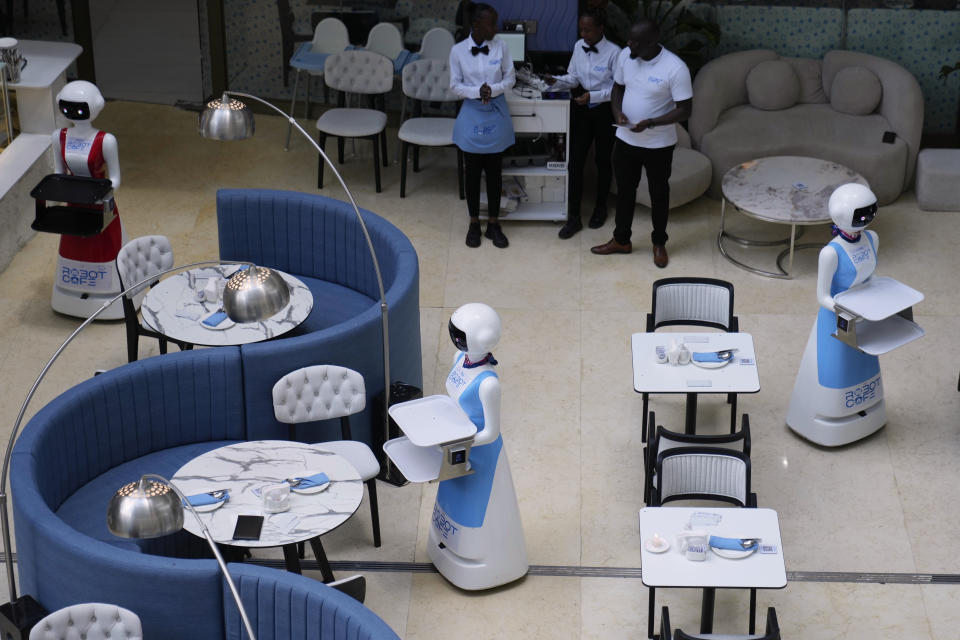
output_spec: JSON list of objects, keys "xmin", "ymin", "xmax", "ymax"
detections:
[{"xmin": 610, "ymin": 0, "xmax": 721, "ymax": 72}]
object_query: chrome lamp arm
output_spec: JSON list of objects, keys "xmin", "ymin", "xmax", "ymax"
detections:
[{"xmin": 0, "ymin": 259, "xmax": 250, "ymax": 604}]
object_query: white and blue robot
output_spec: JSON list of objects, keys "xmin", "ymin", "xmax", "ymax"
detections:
[
  {"xmin": 429, "ymin": 303, "xmax": 528, "ymax": 589},
  {"xmin": 787, "ymin": 183, "xmax": 885, "ymax": 446}
]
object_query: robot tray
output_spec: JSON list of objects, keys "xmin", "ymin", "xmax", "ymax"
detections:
[{"xmin": 30, "ymin": 174, "xmax": 116, "ymax": 236}]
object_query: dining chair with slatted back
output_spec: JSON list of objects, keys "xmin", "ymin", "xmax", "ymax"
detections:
[
  {"xmin": 644, "ymin": 411, "xmax": 751, "ymax": 505},
  {"xmin": 673, "ymin": 606, "xmax": 780, "ymax": 640},
  {"xmin": 643, "ymin": 277, "xmax": 740, "ymax": 441},
  {"xmin": 652, "ymin": 447, "xmax": 757, "ymax": 508},
  {"xmin": 273, "ymin": 364, "xmax": 381, "ymax": 547}
]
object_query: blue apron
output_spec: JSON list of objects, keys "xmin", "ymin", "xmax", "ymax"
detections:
[
  {"xmin": 453, "ymin": 93, "xmax": 515, "ymax": 154},
  {"xmin": 815, "ymin": 235, "xmax": 880, "ymax": 388}
]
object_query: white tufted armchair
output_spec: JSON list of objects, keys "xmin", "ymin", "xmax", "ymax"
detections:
[
  {"xmin": 115, "ymin": 235, "xmax": 192, "ymax": 363},
  {"xmin": 29, "ymin": 603, "xmax": 142, "ymax": 640},
  {"xmin": 398, "ymin": 58, "xmax": 463, "ymax": 199},
  {"xmin": 273, "ymin": 365, "xmax": 382, "ymax": 547},
  {"xmin": 316, "ymin": 50, "xmax": 394, "ymax": 193}
]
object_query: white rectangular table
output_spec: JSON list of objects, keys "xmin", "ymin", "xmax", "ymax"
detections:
[
  {"xmin": 631, "ymin": 332, "xmax": 760, "ymax": 434},
  {"xmin": 639, "ymin": 507, "xmax": 786, "ymax": 638}
]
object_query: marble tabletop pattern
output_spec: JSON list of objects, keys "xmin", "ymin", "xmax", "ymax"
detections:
[
  {"xmin": 172, "ymin": 440, "xmax": 363, "ymax": 547},
  {"xmin": 721, "ymin": 156, "xmax": 869, "ymax": 225},
  {"xmin": 141, "ymin": 265, "xmax": 313, "ymax": 346}
]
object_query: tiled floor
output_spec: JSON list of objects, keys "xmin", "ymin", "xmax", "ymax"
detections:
[{"xmin": 2, "ymin": 101, "xmax": 959, "ymax": 638}]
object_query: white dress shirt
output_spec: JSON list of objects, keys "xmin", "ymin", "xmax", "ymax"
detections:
[
  {"xmin": 550, "ymin": 36, "xmax": 621, "ymax": 104},
  {"xmin": 449, "ymin": 35, "xmax": 516, "ymax": 100},
  {"xmin": 613, "ymin": 46, "xmax": 692, "ymax": 148}
]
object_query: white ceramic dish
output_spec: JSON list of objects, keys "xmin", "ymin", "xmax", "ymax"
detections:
[
  {"xmin": 711, "ymin": 545, "xmax": 756, "ymax": 559},
  {"xmin": 644, "ymin": 537, "xmax": 670, "ymax": 554},
  {"xmin": 192, "ymin": 498, "xmax": 227, "ymax": 513},
  {"xmin": 199, "ymin": 309, "xmax": 235, "ymax": 331},
  {"xmin": 290, "ymin": 481, "xmax": 330, "ymax": 495}
]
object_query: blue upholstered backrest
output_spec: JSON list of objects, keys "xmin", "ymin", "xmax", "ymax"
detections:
[
  {"xmin": 224, "ymin": 564, "xmax": 401, "ymax": 640},
  {"xmin": 16, "ymin": 347, "xmax": 245, "ymax": 510},
  {"xmin": 217, "ymin": 189, "xmax": 402, "ymax": 301}
]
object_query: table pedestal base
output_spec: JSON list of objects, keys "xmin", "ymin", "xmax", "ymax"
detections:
[
  {"xmin": 718, "ymin": 198, "xmax": 820, "ymax": 279},
  {"xmin": 282, "ymin": 536, "xmax": 336, "ymax": 583}
]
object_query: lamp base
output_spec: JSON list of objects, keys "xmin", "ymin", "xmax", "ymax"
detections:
[
  {"xmin": 0, "ymin": 595, "xmax": 47, "ymax": 640},
  {"xmin": 375, "ymin": 382, "xmax": 422, "ymax": 486}
]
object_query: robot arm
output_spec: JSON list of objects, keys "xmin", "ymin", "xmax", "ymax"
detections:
[
  {"xmin": 474, "ymin": 375, "xmax": 501, "ymax": 446},
  {"xmin": 51, "ymin": 130, "xmax": 65, "ymax": 174},
  {"xmin": 100, "ymin": 133, "xmax": 121, "ymax": 188},
  {"xmin": 816, "ymin": 245, "xmax": 839, "ymax": 312}
]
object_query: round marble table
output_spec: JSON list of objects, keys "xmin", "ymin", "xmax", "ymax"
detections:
[
  {"xmin": 719, "ymin": 156, "xmax": 869, "ymax": 278},
  {"xmin": 172, "ymin": 440, "xmax": 363, "ymax": 581},
  {"xmin": 141, "ymin": 265, "xmax": 313, "ymax": 346}
]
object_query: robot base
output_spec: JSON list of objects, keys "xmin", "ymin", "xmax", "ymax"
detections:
[
  {"xmin": 52, "ymin": 283, "xmax": 126, "ymax": 320},
  {"xmin": 786, "ymin": 323, "xmax": 887, "ymax": 447},
  {"xmin": 427, "ymin": 451, "xmax": 528, "ymax": 590}
]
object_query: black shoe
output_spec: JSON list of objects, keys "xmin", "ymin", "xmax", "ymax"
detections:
[
  {"xmin": 558, "ymin": 219, "xmax": 583, "ymax": 239},
  {"xmin": 588, "ymin": 209, "xmax": 607, "ymax": 229},
  {"xmin": 465, "ymin": 222, "xmax": 482, "ymax": 248},
  {"xmin": 485, "ymin": 222, "xmax": 509, "ymax": 248}
]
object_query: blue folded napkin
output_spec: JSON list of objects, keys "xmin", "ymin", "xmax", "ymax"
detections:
[
  {"xmin": 709, "ymin": 535, "xmax": 753, "ymax": 550},
  {"xmin": 291, "ymin": 472, "xmax": 329, "ymax": 489},
  {"xmin": 202, "ymin": 310, "xmax": 228, "ymax": 327},
  {"xmin": 693, "ymin": 351, "xmax": 726, "ymax": 363},
  {"xmin": 184, "ymin": 490, "xmax": 229, "ymax": 507}
]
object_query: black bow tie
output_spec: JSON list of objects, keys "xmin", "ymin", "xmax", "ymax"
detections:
[
  {"xmin": 471, "ymin": 45, "xmax": 489, "ymax": 56},
  {"xmin": 582, "ymin": 44, "xmax": 599, "ymax": 54}
]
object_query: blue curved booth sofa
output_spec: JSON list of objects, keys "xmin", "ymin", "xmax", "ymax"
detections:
[
  {"xmin": 218, "ymin": 188, "xmax": 422, "ymax": 448},
  {"xmin": 11, "ymin": 190, "xmax": 419, "ymax": 639}
]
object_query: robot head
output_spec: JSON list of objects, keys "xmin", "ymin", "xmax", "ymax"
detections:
[
  {"xmin": 828, "ymin": 183, "xmax": 878, "ymax": 234},
  {"xmin": 57, "ymin": 81, "xmax": 105, "ymax": 121},
  {"xmin": 448, "ymin": 303, "xmax": 501, "ymax": 357}
]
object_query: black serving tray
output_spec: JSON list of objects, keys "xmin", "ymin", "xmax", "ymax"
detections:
[{"xmin": 30, "ymin": 174, "xmax": 116, "ymax": 236}]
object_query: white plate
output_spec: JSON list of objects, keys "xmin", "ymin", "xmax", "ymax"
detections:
[
  {"xmin": 644, "ymin": 538, "xmax": 670, "ymax": 554},
  {"xmin": 691, "ymin": 357, "xmax": 731, "ymax": 369},
  {"xmin": 192, "ymin": 499, "xmax": 227, "ymax": 513},
  {"xmin": 290, "ymin": 481, "xmax": 330, "ymax": 494},
  {"xmin": 711, "ymin": 545, "xmax": 756, "ymax": 559},
  {"xmin": 199, "ymin": 309, "xmax": 235, "ymax": 331}
]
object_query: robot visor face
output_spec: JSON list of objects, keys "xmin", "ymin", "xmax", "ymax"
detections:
[
  {"xmin": 59, "ymin": 100, "xmax": 91, "ymax": 120},
  {"xmin": 851, "ymin": 202, "xmax": 877, "ymax": 228},
  {"xmin": 448, "ymin": 319, "xmax": 469, "ymax": 352}
]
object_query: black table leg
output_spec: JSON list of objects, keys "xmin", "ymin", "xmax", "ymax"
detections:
[
  {"xmin": 647, "ymin": 586, "xmax": 655, "ymax": 639},
  {"xmin": 700, "ymin": 587, "xmax": 715, "ymax": 634},
  {"xmin": 309, "ymin": 536, "xmax": 336, "ymax": 583},
  {"xmin": 685, "ymin": 393, "xmax": 698, "ymax": 434},
  {"xmin": 749, "ymin": 588, "xmax": 757, "ymax": 634},
  {"xmin": 282, "ymin": 543, "xmax": 302, "ymax": 574}
]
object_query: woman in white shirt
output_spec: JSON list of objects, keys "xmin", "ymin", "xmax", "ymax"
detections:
[
  {"xmin": 449, "ymin": 3, "xmax": 516, "ymax": 248},
  {"xmin": 546, "ymin": 8, "xmax": 620, "ymax": 239}
]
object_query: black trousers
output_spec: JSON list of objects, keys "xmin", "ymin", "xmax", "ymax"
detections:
[
  {"xmin": 613, "ymin": 140, "xmax": 675, "ymax": 246},
  {"xmin": 463, "ymin": 151, "xmax": 503, "ymax": 219},
  {"xmin": 568, "ymin": 101, "xmax": 615, "ymax": 221}
]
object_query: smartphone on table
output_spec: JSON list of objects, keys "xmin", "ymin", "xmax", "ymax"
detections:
[{"xmin": 232, "ymin": 515, "xmax": 264, "ymax": 540}]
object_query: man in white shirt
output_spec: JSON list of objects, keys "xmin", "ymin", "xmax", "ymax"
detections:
[
  {"xmin": 590, "ymin": 19, "xmax": 692, "ymax": 268},
  {"xmin": 546, "ymin": 8, "xmax": 621, "ymax": 239}
]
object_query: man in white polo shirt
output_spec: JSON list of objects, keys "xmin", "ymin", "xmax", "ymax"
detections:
[{"xmin": 590, "ymin": 19, "xmax": 692, "ymax": 268}]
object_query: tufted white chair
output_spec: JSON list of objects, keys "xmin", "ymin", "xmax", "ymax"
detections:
[
  {"xmin": 115, "ymin": 235, "xmax": 192, "ymax": 363},
  {"xmin": 29, "ymin": 603, "xmax": 142, "ymax": 640},
  {"xmin": 316, "ymin": 50, "xmax": 394, "ymax": 193},
  {"xmin": 273, "ymin": 365, "xmax": 382, "ymax": 547},
  {"xmin": 285, "ymin": 17, "xmax": 350, "ymax": 151},
  {"xmin": 397, "ymin": 58, "xmax": 463, "ymax": 199},
  {"xmin": 364, "ymin": 22, "xmax": 404, "ymax": 61}
]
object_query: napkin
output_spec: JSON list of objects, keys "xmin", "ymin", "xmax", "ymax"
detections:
[
  {"xmin": 202, "ymin": 310, "xmax": 229, "ymax": 327},
  {"xmin": 693, "ymin": 351, "xmax": 726, "ymax": 363},
  {"xmin": 290, "ymin": 472, "xmax": 329, "ymax": 489},
  {"xmin": 184, "ymin": 490, "xmax": 229, "ymax": 507},
  {"xmin": 709, "ymin": 535, "xmax": 754, "ymax": 550},
  {"xmin": 175, "ymin": 305, "xmax": 203, "ymax": 321}
]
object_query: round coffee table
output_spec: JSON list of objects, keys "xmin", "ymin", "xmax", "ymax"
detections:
[
  {"xmin": 718, "ymin": 156, "xmax": 869, "ymax": 278},
  {"xmin": 172, "ymin": 440, "xmax": 363, "ymax": 581}
]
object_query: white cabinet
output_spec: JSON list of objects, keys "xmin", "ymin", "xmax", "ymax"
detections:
[{"xmin": 501, "ymin": 94, "xmax": 570, "ymax": 222}]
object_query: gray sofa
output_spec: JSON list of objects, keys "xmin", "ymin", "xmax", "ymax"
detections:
[{"xmin": 689, "ymin": 49, "xmax": 923, "ymax": 205}]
